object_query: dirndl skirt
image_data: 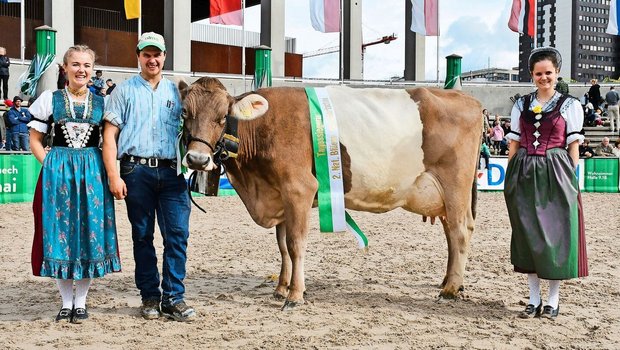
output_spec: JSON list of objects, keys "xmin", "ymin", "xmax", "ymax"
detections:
[{"xmin": 504, "ymin": 147, "xmax": 588, "ymax": 280}]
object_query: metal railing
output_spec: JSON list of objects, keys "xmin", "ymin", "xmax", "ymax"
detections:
[{"xmin": 77, "ymin": 6, "xmax": 138, "ymax": 32}]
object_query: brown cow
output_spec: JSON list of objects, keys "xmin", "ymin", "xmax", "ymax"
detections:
[{"xmin": 179, "ymin": 77, "xmax": 482, "ymax": 310}]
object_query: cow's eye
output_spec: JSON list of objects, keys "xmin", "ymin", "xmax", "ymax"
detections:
[{"xmin": 181, "ymin": 108, "xmax": 187, "ymax": 119}]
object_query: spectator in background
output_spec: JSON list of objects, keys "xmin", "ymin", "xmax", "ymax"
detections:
[
  {"xmin": 482, "ymin": 109, "xmax": 491, "ymax": 145},
  {"xmin": 57, "ymin": 64, "xmax": 67, "ymax": 90},
  {"xmin": 91, "ymin": 70, "xmax": 105, "ymax": 95},
  {"xmin": 0, "ymin": 47, "xmax": 10, "ymax": 100},
  {"xmin": 584, "ymin": 103, "xmax": 601, "ymax": 126},
  {"xmin": 479, "ymin": 139, "xmax": 491, "ymax": 170},
  {"xmin": 595, "ymin": 137, "xmax": 615, "ymax": 157},
  {"xmin": 605, "ymin": 86, "xmax": 620, "ymax": 134},
  {"xmin": 7, "ymin": 96, "xmax": 31, "ymax": 151},
  {"xmin": 104, "ymin": 79, "xmax": 116, "ymax": 96},
  {"xmin": 579, "ymin": 138, "xmax": 595, "ymax": 158},
  {"xmin": 0, "ymin": 107, "xmax": 5, "ymax": 150},
  {"xmin": 3, "ymin": 99, "xmax": 13, "ymax": 151},
  {"xmin": 588, "ymin": 78, "xmax": 602, "ymax": 109},
  {"xmin": 612, "ymin": 138, "xmax": 620, "ymax": 157},
  {"xmin": 490, "ymin": 120, "xmax": 504, "ymax": 154},
  {"xmin": 555, "ymin": 76, "xmax": 569, "ymax": 95}
]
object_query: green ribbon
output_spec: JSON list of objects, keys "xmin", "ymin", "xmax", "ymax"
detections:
[{"xmin": 306, "ymin": 87, "xmax": 368, "ymax": 248}]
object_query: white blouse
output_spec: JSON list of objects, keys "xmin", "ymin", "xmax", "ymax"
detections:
[{"xmin": 507, "ymin": 92, "xmax": 585, "ymax": 146}]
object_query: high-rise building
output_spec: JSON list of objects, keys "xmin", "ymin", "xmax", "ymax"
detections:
[{"xmin": 517, "ymin": 0, "xmax": 620, "ymax": 83}]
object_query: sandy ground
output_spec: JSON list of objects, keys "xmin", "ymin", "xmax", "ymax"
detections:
[{"xmin": 0, "ymin": 192, "xmax": 618, "ymax": 349}]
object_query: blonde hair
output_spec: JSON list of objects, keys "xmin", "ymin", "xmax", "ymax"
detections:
[
  {"xmin": 0, "ymin": 47, "xmax": 5, "ymax": 55},
  {"xmin": 63, "ymin": 45, "xmax": 96, "ymax": 65}
]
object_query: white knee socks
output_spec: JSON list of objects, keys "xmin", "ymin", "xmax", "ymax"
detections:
[
  {"xmin": 56, "ymin": 279, "xmax": 74, "ymax": 309},
  {"xmin": 527, "ymin": 274, "xmax": 541, "ymax": 306},
  {"xmin": 547, "ymin": 280, "xmax": 560, "ymax": 309},
  {"xmin": 526, "ymin": 274, "xmax": 561, "ymax": 308},
  {"xmin": 56, "ymin": 278, "xmax": 92, "ymax": 309},
  {"xmin": 74, "ymin": 278, "xmax": 92, "ymax": 309}
]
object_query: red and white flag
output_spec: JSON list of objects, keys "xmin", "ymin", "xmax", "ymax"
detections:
[
  {"xmin": 508, "ymin": 0, "xmax": 535, "ymax": 37},
  {"xmin": 210, "ymin": 0, "xmax": 243, "ymax": 26},
  {"xmin": 410, "ymin": 0, "xmax": 439, "ymax": 36},
  {"xmin": 310, "ymin": 0, "xmax": 340, "ymax": 33}
]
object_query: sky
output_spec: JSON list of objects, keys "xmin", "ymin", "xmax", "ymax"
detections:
[{"xmin": 235, "ymin": 0, "xmax": 520, "ymax": 81}]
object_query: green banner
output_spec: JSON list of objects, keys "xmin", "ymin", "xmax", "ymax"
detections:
[
  {"xmin": 0, "ymin": 154, "xmax": 41, "ymax": 204},
  {"xmin": 583, "ymin": 158, "xmax": 619, "ymax": 193}
]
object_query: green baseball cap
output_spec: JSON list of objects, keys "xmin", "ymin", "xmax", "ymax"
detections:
[{"xmin": 137, "ymin": 32, "xmax": 166, "ymax": 52}]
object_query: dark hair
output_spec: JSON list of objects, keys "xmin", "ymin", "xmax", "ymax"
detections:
[
  {"xmin": 528, "ymin": 47, "xmax": 562, "ymax": 73},
  {"xmin": 106, "ymin": 79, "xmax": 112, "ymax": 83},
  {"xmin": 96, "ymin": 70, "xmax": 102, "ymax": 74}
]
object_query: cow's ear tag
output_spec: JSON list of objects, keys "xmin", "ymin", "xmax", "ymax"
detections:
[{"xmin": 232, "ymin": 94, "xmax": 269, "ymax": 120}]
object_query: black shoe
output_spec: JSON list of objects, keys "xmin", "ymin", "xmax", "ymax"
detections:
[
  {"xmin": 71, "ymin": 307, "xmax": 88, "ymax": 324},
  {"xmin": 140, "ymin": 299, "xmax": 161, "ymax": 320},
  {"xmin": 540, "ymin": 305, "xmax": 559, "ymax": 319},
  {"xmin": 55, "ymin": 307, "xmax": 72, "ymax": 322},
  {"xmin": 519, "ymin": 302, "xmax": 542, "ymax": 318},
  {"xmin": 161, "ymin": 301, "xmax": 196, "ymax": 322}
]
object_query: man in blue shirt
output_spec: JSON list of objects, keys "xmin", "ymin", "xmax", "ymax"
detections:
[
  {"xmin": 7, "ymin": 96, "xmax": 31, "ymax": 151},
  {"xmin": 102, "ymin": 32, "xmax": 195, "ymax": 322}
]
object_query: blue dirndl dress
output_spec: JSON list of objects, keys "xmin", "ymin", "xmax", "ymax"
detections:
[{"xmin": 39, "ymin": 90, "xmax": 121, "ymax": 279}]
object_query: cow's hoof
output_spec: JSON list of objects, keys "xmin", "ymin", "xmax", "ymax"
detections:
[
  {"xmin": 281, "ymin": 300, "xmax": 304, "ymax": 311},
  {"xmin": 273, "ymin": 291, "xmax": 286, "ymax": 301}
]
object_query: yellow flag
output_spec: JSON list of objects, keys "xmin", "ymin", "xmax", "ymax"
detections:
[{"xmin": 124, "ymin": 0, "xmax": 140, "ymax": 20}]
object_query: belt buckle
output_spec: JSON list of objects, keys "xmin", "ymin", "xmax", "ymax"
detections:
[{"xmin": 148, "ymin": 158, "xmax": 158, "ymax": 167}]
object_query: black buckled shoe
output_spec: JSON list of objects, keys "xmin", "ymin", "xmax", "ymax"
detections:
[
  {"xmin": 540, "ymin": 305, "xmax": 559, "ymax": 319},
  {"xmin": 55, "ymin": 308, "xmax": 72, "ymax": 322},
  {"xmin": 71, "ymin": 307, "xmax": 88, "ymax": 324},
  {"xmin": 519, "ymin": 302, "xmax": 542, "ymax": 319}
]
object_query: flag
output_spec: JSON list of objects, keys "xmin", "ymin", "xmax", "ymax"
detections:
[
  {"xmin": 310, "ymin": 0, "xmax": 340, "ymax": 33},
  {"xmin": 410, "ymin": 0, "xmax": 439, "ymax": 36},
  {"xmin": 124, "ymin": 0, "xmax": 140, "ymax": 20},
  {"xmin": 508, "ymin": 0, "xmax": 535, "ymax": 37},
  {"xmin": 210, "ymin": 0, "xmax": 243, "ymax": 26},
  {"xmin": 607, "ymin": 0, "xmax": 620, "ymax": 35}
]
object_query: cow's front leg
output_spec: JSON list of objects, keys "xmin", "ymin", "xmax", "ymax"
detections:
[
  {"xmin": 439, "ymin": 210, "xmax": 474, "ymax": 298},
  {"xmin": 280, "ymin": 180, "xmax": 315, "ymax": 311},
  {"xmin": 274, "ymin": 223, "xmax": 291, "ymax": 300}
]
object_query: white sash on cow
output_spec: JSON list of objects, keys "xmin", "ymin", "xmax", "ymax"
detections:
[{"xmin": 306, "ymin": 87, "xmax": 368, "ymax": 249}]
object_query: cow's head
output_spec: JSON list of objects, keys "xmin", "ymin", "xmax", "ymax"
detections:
[{"xmin": 178, "ymin": 77, "xmax": 269, "ymax": 171}]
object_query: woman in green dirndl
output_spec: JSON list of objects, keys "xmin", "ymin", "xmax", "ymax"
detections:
[{"xmin": 504, "ymin": 47, "xmax": 588, "ymax": 320}]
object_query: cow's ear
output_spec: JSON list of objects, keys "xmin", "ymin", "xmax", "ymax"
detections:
[
  {"xmin": 231, "ymin": 94, "xmax": 269, "ymax": 120},
  {"xmin": 178, "ymin": 80, "xmax": 189, "ymax": 100}
]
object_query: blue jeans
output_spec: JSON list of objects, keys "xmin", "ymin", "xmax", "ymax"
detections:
[
  {"xmin": 12, "ymin": 132, "xmax": 30, "ymax": 151},
  {"xmin": 120, "ymin": 161, "xmax": 191, "ymax": 306}
]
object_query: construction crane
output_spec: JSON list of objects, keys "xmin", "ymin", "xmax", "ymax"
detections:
[{"xmin": 302, "ymin": 34, "xmax": 398, "ymax": 59}]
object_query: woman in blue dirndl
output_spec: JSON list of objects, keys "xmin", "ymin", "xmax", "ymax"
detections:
[{"xmin": 28, "ymin": 45, "xmax": 121, "ymax": 324}]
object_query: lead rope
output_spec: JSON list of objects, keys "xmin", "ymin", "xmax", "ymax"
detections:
[{"xmin": 187, "ymin": 171, "xmax": 207, "ymax": 213}]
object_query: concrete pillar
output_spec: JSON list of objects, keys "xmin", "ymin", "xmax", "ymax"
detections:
[
  {"xmin": 404, "ymin": 0, "xmax": 426, "ymax": 81},
  {"xmin": 260, "ymin": 0, "xmax": 285, "ymax": 77},
  {"xmin": 44, "ymin": 0, "xmax": 74, "ymax": 63},
  {"xmin": 343, "ymin": 0, "xmax": 362, "ymax": 80},
  {"xmin": 164, "ymin": 0, "xmax": 192, "ymax": 72}
]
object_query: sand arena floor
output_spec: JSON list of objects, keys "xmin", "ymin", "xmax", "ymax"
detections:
[{"xmin": 0, "ymin": 192, "xmax": 618, "ymax": 349}]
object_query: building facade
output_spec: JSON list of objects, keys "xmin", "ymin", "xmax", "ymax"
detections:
[{"xmin": 517, "ymin": 0, "xmax": 620, "ymax": 83}]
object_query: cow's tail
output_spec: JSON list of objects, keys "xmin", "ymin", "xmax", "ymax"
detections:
[{"xmin": 471, "ymin": 176, "xmax": 478, "ymax": 220}]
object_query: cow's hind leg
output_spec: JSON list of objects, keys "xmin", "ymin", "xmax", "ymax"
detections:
[
  {"xmin": 438, "ymin": 203, "xmax": 474, "ymax": 299},
  {"xmin": 274, "ymin": 223, "xmax": 291, "ymax": 300}
]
